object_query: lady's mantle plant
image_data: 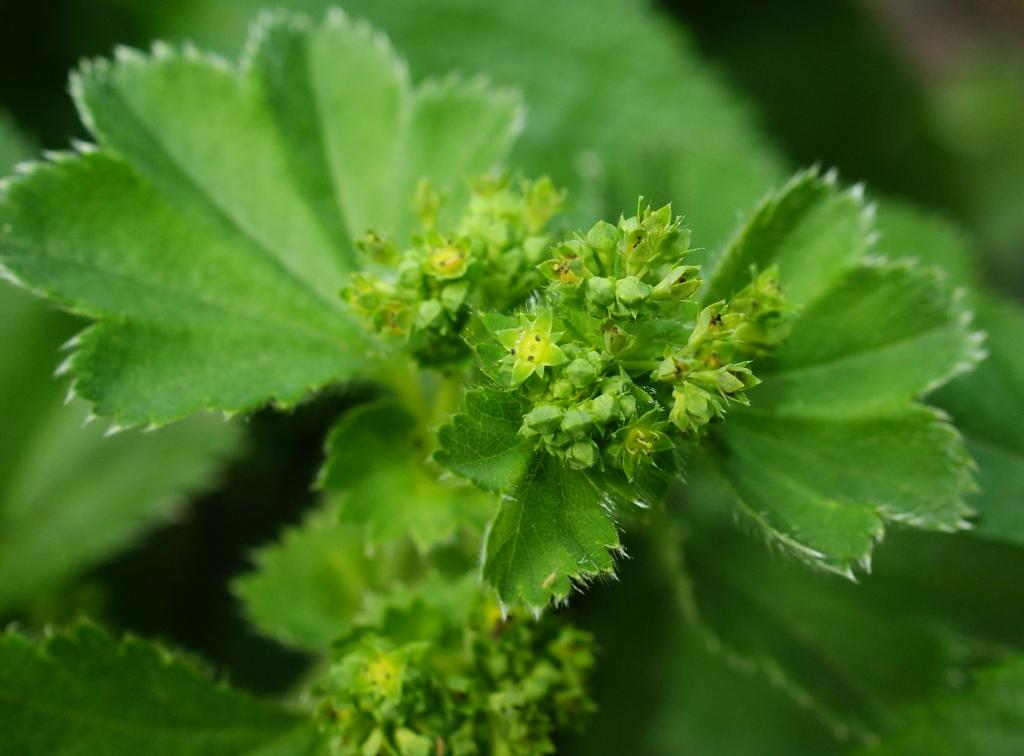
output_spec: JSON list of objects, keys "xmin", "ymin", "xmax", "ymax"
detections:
[{"xmin": 0, "ymin": 8, "xmax": 986, "ymax": 755}]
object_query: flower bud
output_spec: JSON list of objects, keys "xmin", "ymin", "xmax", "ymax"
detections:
[
  {"xmin": 589, "ymin": 393, "xmax": 616, "ymax": 424},
  {"xmin": 619, "ymin": 394, "xmax": 638, "ymax": 419},
  {"xmin": 615, "ymin": 276, "xmax": 652, "ymax": 307},
  {"xmin": 566, "ymin": 358, "xmax": 599, "ymax": 388},
  {"xmin": 652, "ymin": 265, "xmax": 701, "ymax": 301},
  {"xmin": 586, "ymin": 220, "xmax": 619, "ymax": 254},
  {"xmin": 440, "ymin": 282, "xmax": 468, "ymax": 313},
  {"xmin": 416, "ymin": 299, "xmax": 443, "ymax": 330},
  {"xmin": 586, "ymin": 277, "xmax": 616, "ymax": 307},
  {"xmin": 602, "ymin": 323, "xmax": 634, "ymax": 354},
  {"xmin": 567, "ymin": 440, "xmax": 599, "ymax": 470},
  {"xmin": 561, "ymin": 406, "xmax": 593, "ymax": 438},
  {"xmin": 550, "ymin": 378, "xmax": 575, "ymax": 400},
  {"xmin": 413, "ymin": 178, "xmax": 441, "ymax": 230},
  {"xmin": 669, "ymin": 383, "xmax": 712, "ymax": 432},
  {"xmin": 522, "ymin": 404, "xmax": 564, "ymax": 436}
]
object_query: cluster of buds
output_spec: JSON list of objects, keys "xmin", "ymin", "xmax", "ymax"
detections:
[
  {"xmin": 342, "ymin": 175, "xmax": 564, "ymax": 365},
  {"xmin": 483, "ymin": 200, "xmax": 794, "ymax": 479},
  {"xmin": 652, "ymin": 268, "xmax": 793, "ymax": 432},
  {"xmin": 538, "ymin": 200, "xmax": 701, "ymax": 324},
  {"xmin": 315, "ymin": 590, "xmax": 595, "ymax": 755}
]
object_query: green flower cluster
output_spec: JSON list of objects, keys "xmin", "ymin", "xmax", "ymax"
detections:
[
  {"xmin": 316, "ymin": 584, "xmax": 595, "ymax": 756},
  {"xmin": 479, "ymin": 201, "xmax": 793, "ymax": 479},
  {"xmin": 342, "ymin": 176, "xmax": 564, "ymax": 366}
]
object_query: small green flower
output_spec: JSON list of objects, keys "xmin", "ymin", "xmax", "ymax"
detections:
[
  {"xmin": 611, "ymin": 410, "xmax": 673, "ymax": 480},
  {"xmin": 651, "ymin": 265, "xmax": 702, "ymax": 301},
  {"xmin": 614, "ymin": 276, "xmax": 652, "ymax": 308},
  {"xmin": 566, "ymin": 357, "xmax": 600, "ymax": 388},
  {"xmin": 538, "ymin": 255, "xmax": 584, "ymax": 286},
  {"xmin": 496, "ymin": 311, "xmax": 568, "ymax": 384},
  {"xmin": 567, "ymin": 440, "xmax": 599, "ymax": 470},
  {"xmin": 522, "ymin": 404, "xmax": 564, "ymax": 436},
  {"xmin": 425, "ymin": 241, "xmax": 470, "ymax": 280},
  {"xmin": 356, "ymin": 230, "xmax": 399, "ymax": 264},
  {"xmin": 585, "ymin": 276, "xmax": 616, "ymax": 308},
  {"xmin": 669, "ymin": 382, "xmax": 717, "ymax": 433}
]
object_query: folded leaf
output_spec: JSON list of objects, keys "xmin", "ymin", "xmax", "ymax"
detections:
[
  {"xmin": 751, "ymin": 261, "xmax": 983, "ymax": 417},
  {"xmin": 0, "ymin": 11, "xmax": 521, "ymax": 426},
  {"xmin": 702, "ymin": 168, "xmax": 872, "ymax": 305},
  {"xmin": 873, "ymin": 198, "xmax": 982, "ymax": 289},
  {"xmin": 714, "ymin": 405, "xmax": 973, "ymax": 571},
  {"xmin": 175, "ymin": 0, "xmax": 784, "ymax": 247},
  {"xmin": 565, "ymin": 528, "xmax": 844, "ymax": 756},
  {"xmin": 234, "ymin": 502, "xmax": 416, "ymax": 652},
  {"xmin": 0, "ymin": 621, "xmax": 324, "ymax": 755},
  {"xmin": 319, "ymin": 400, "xmax": 491, "ymax": 552},
  {"xmin": 709, "ymin": 236, "xmax": 979, "ymax": 573}
]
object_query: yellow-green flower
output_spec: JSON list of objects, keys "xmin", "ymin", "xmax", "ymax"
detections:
[
  {"xmin": 426, "ymin": 241, "xmax": 469, "ymax": 279},
  {"xmin": 496, "ymin": 310, "xmax": 568, "ymax": 384}
]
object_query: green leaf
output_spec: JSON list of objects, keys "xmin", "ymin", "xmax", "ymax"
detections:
[
  {"xmin": 174, "ymin": 0, "xmax": 785, "ymax": 248},
  {"xmin": 708, "ymin": 246, "xmax": 979, "ymax": 574},
  {"xmin": 871, "ymin": 200, "xmax": 1024, "ymax": 549},
  {"xmin": 751, "ymin": 261, "xmax": 983, "ymax": 417},
  {"xmin": 712, "ymin": 405, "xmax": 974, "ymax": 572},
  {"xmin": 0, "ymin": 621, "xmax": 325, "ymax": 756},
  {"xmin": 563, "ymin": 529, "xmax": 842, "ymax": 756},
  {"xmin": 434, "ymin": 387, "xmax": 534, "ymax": 493},
  {"xmin": 873, "ymin": 198, "xmax": 981, "ymax": 289},
  {"xmin": 707, "ymin": 406, "xmax": 967, "ymax": 574},
  {"xmin": 0, "ymin": 111, "xmax": 35, "ymax": 175},
  {"xmin": 482, "ymin": 454, "xmax": 620, "ymax": 609},
  {"xmin": 319, "ymin": 400, "xmax": 491, "ymax": 552},
  {"xmin": 437, "ymin": 387, "xmax": 622, "ymax": 608},
  {"xmin": 702, "ymin": 168, "xmax": 872, "ymax": 306},
  {"xmin": 933, "ymin": 295, "xmax": 1024, "ymax": 547},
  {"xmin": 0, "ymin": 282, "xmax": 239, "ymax": 613},
  {"xmin": 859, "ymin": 657, "xmax": 1024, "ymax": 756},
  {"xmin": 234, "ymin": 501, "xmax": 415, "ymax": 652},
  {"xmin": 0, "ymin": 11, "xmax": 521, "ymax": 426},
  {"xmin": 676, "ymin": 472, "xmax": 1024, "ymax": 742}
]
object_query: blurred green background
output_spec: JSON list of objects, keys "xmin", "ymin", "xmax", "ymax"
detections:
[{"xmin": 1, "ymin": 0, "xmax": 1022, "ymax": 752}]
